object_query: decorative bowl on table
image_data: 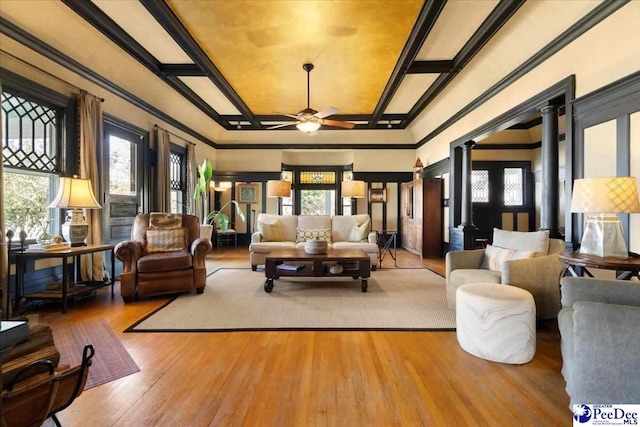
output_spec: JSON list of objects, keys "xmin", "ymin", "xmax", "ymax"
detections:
[{"xmin": 304, "ymin": 238, "xmax": 328, "ymax": 254}]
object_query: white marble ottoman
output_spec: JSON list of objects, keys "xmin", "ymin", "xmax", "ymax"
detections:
[{"xmin": 456, "ymin": 283, "xmax": 536, "ymax": 364}]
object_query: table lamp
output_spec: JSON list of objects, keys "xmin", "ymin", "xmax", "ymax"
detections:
[
  {"xmin": 342, "ymin": 180, "xmax": 365, "ymax": 199},
  {"xmin": 570, "ymin": 176, "xmax": 640, "ymax": 258},
  {"xmin": 267, "ymin": 180, "xmax": 291, "ymax": 215},
  {"xmin": 48, "ymin": 176, "xmax": 102, "ymax": 246}
]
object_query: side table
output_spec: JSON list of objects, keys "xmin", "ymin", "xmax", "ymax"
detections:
[
  {"xmin": 14, "ymin": 244, "xmax": 115, "ymax": 314},
  {"xmin": 559, "ymin": 251, "xmax": 640, "ymax": 280},
  {"xmin": 376, "ymin": 230, "xmax": 397, "ymax": 268}
]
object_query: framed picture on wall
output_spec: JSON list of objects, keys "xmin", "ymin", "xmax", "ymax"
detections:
[
  {"xmin": 369, "ymin": 188, "xmax": 386, "ymax": 203},
  {"xmin": 238, "ymin": 183, "xmax": 259, "ymax": 204}
]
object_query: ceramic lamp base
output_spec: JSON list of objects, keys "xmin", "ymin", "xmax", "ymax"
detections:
[{"xmin": 61, "ymin": 209, "xmax": 88, "ymax": 247}]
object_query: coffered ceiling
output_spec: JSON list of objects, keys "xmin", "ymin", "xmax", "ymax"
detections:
[
  {"xmin": 0, "ymin": 0, "xmax": 612, "ymax": 147},
  {"xmin": 69, "ymin": 0, "xmax": 509, "ymax": 131}
]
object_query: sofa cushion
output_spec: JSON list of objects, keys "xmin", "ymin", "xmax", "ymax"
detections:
[
  {"xmin": 492, "ymin": 228, "xmax": 550, "ymax": 256},
  {"xmin": 250, "ymin": 241, "xmax": 297, "ymax": 253},
  {"xmin": 258, "ymin": 220, "xmax": 284, "ymax": 242},
  {"xmin": 257, "ymin": 214, "xmax": 299, "ymax": 242},
  {"xmin": 332, "ymin": 214, "xmax": 370, "ymax": 242},
  {"xmin": 348, "ymin": 220, "xmax": 370, "ymax": 242},
  {"xmin": 332, "ymin": 241, "xmax": 378, "ymax": 253},
  {"xmin": 138, "ymin": 251, "xmax": 192, "ymax": 273},
  {"xmin": 144, "ymin": 228, "xmax": 188, "ymax": 253},
  {"xmin": 296, "ymin": 228, "xmax": 332, "ymax": 243},
  {"xmin": 298, "ymin": 215, "xmax": 331, "ymax": 230},
  {"xmin": 481, "ymin": 244, "xmax": 536, "ymax": 271}
]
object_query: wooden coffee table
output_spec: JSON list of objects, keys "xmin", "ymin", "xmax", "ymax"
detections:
[{"xmin": 264, "ymin": 249, "xmax": 371, "ymax": 293}]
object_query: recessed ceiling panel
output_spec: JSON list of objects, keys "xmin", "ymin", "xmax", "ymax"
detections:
[
  {"xmin": 416, "ymin": 0, "xmax": 499, "ymax": 60},
  {"xmin": 384, "ymin": 74, "xmax": 440, "ymax": 114},
  {"xmin": 93, "ymin": 0, "xmax": 193, "ymax": 64},
  {"xmin": 178, "ymin": 77, "xmax": 241, "ymax": 115},
  {"xmin": 167, "ymin": 0, "xmax": 423, "ymax": 115}
]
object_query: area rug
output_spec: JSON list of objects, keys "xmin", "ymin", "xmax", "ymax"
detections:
[
  {"xmin": 126, "ymin": 268, "xmax": 456, "ymax": 332},
  {"xmin": 52, "ymin": 319, "xmax": 140, "ymax": 389}
]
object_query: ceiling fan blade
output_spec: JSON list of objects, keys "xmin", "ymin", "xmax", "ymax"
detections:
[
  {"xmin": 267, "ymin": 122, "xmax": 298, "ymax": 130},
  {"xmin": 273, "ymin": 112, "xmax": 299, "ymax": 120},
  {"xmin": 314, "ymin": 107, "xmax": 339, "ymax": 119},
  {"xmin": 320, "ymin": 118, "xmax": 355, "ymax": 129}
]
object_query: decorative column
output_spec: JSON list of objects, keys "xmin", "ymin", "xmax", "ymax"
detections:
[
  {"xmin": 540, "ymin": 105, "xmax": 561, "ymax": 238},
  {"xmin": 450, "ymin": 140, "xmax": 477, "ymax": 250}
]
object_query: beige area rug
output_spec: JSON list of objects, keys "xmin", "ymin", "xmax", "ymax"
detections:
[
  {"xmin": 126, "ymin": 268, "xmax": 456, "ymax": 332},
  {"xmin": 52, "ymin": 319, "xmax": 140, "ymax": 389}
]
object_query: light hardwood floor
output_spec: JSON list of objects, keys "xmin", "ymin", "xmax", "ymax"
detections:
[{"xmin": 29, "ymin": 248, "xmax": 570, "ymax": 426}]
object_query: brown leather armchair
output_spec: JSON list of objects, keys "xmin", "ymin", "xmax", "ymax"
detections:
[{"xmin": 114, "ymin": 213, "xmax": 212, "ymax": 302}]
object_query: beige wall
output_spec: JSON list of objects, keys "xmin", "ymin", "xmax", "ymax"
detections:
[
  {"xmin": 630, "ymin": 112, "xmax": 640, "ymax": 258},
  {"xmin": 415, "ymin": 3, "xmax": 640, "ymax": 165}
]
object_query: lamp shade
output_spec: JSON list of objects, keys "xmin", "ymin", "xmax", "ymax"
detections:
[
  {"xmin": 266, "ymin": 180, "xmax": 291, "ymax": 198},
  {"xmin": 342, "ymin": 180, "xmax": 365, "ymax": 198},
  {"xmin": 48, "ymin": 177, "xmax": 101, "ymax": 209},
  {"xmin": 570, "ymin": 177, "xmax": 640, "ymax": 213}
]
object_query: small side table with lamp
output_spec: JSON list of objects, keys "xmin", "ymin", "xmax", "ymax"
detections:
[{"xmin": 563, "ymin": 176, "xmax": 640, "ymax": 278}]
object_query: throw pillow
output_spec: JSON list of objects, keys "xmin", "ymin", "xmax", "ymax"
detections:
[
  {"xmin": 145, "ymin": 228, "xmax": 188, "ymax": 253},
  {"xmin": 482, "ymin": 244, "xmax": 536, "ymax": 272},
  {"xmin": 348, "ymin": 220, "xmax": 370, "ymax": 242},
  {"xmin": 492, "ymin": 228, "xmax": 550, "ymax": 257},
  {"xmin": 258, "ymin": 220, "xmax": 284, "ymax": 242},
  {"xmin": 296, "ymin": 228, "xmax": 332, "ymax": 243}
]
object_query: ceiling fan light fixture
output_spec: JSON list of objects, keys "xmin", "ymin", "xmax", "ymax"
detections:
[{"xmin": 296, "ymin": 120, "xmax": 321, "ymax": 134}]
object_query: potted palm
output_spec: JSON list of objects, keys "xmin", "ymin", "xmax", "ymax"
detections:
[
  {"xmin": 193, "ymin": 159, "xmax": 214, "ymax": 239},
  {"xmin": 193, "ymin": 159, "xmax": 246, "ymax": 240}
]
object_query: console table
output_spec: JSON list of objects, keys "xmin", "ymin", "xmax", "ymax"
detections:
[
  {"xmin": 559, "ymin": 251, "xmax": 640, "ymax": 280},
  {"xmin": 14, "ymin": 244, "xmax": 115, "ymax": 313}
]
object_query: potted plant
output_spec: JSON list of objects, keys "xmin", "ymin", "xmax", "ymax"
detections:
[
  {"xmin": 193, "ymin": 159, "xmax": 214, "ymax": 239},
  {"xmin": 193, "ymin": 159, "xmax": 246, "ymax": 239}
]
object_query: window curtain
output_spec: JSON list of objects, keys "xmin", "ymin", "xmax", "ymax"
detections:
[
  {"xmin": 156, "ymin": 127, "xmax": 171, "ymax": 212},
  {"xmin": 0, "ymin": 81, "xmax": 8, "ymax": 317},
  {"xmin": 79, "ymin": 92, "xmax": 106, "ymax": 282},
  {"xmin": 186, "ymin": 143, "xmax": 198, "ymax": 216}
]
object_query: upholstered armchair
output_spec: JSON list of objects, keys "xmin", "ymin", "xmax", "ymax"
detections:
[
  {"xmin": 445, "ymin": 228, "xmax": 565, "ymax": 319},
  {"xmin": 559, "ymin": 277, "xmax": 640, "ymax": 405},
  {"xmin": 114, "ymin": 213, "xmax": 212, "ymax": 302}
]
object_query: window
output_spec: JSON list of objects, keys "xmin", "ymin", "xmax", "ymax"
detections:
[
  {"xmin": 281, "ymin": 170, "xmax": 293, "ymax": 215},
  {"xmin": 471, "ymin": 170, "xmax": 489, "ymax": 203},
  {"xmin": 2, "ymin": 90, "xmax": 62, "ymax": 239},
  {"xmin": 169, "ymin": 149, "xmax": 186, "ymax": 213},
  {"xmin": 342, "ymin": 170, "xmax": 353, "ymax": 215},
  {"xmin": 503, "ymin": 168, "xmax": 524, "ymax": 206},
  {"xmin": 109, "ymin": 135, "xmax": 137, "ymax": 196}
]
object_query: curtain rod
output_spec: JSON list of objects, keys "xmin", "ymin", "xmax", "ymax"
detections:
[
  {"xmin": 0, "ymin": 48, "xmax": 104, "ymax": 102},
  {"xmin": 154, "ymin": 124, "xmax": 196, "ymax": 146}
]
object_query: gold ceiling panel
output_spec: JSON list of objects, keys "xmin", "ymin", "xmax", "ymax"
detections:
[{"xmin": 167, "ymin": 0, "xmax": 423, "ymax": 115}]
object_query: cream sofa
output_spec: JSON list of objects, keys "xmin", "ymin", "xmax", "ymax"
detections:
[{"xmin": 250, "ymin": 213, "xmax": 379, "ymax": 270}]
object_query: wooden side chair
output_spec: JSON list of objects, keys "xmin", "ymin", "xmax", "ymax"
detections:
[{"xmin": 1, "ymin": 344, "xmax": 95, "ymax": 427}]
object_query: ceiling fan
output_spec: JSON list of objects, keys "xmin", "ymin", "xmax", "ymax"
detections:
[{"xmin": 268, "ymin": 63, "xmax": 355, "ymax": 134}]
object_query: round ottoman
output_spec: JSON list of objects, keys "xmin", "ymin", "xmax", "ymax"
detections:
[{"xmin": 456, "ymin": 283, "xmax": 536, "ymax": 364}]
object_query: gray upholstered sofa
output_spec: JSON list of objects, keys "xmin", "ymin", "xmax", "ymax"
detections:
[
  {"xmin": 559, "ymin": 276, "xmax": 640, "ymax": 405},
  {"xmin": 249, "ymin": 214, "xmax": 379, "ymax": 270},
  {"xmin": 445, "ymin": 228, "xmax": 565, "ymax": 319}
]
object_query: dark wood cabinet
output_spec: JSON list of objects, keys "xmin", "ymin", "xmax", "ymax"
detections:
[{"xmin": 401, "ymin": 178, "xmax": 443, "ymax": 258}]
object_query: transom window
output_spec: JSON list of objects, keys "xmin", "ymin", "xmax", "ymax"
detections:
[{"xmin": 2, "ymin": 89, "xmax": 63, "ymax": 238}]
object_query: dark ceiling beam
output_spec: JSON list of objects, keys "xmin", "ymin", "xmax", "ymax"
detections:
[
  {"xmin": 406, "ymin": 60, "xmax": 454, "ymax": 74},
  {"xmin": 403, "ymin": 0, "xmax": 526, "ymax": 126},
  {"xmin": 140, "ymin": 0, "xmax": 260, "ymax": 128},
  {"xmin": 367, "ymin": 0, "xmax": 447, "ymax": 128},
  {"xmin": 61, "ymin": 0, "xmax": 227, "ymax": 129},
  {"xmin": 0, "ymin": 16, "xmax": 218, "ymax": 147},
  {"xmin": 160, "ymin": 64, "xmax": 207, "ymax": 76},
  {"xmin": 508, "ymin": 116, "xmax": 543, "ymax": 130}
]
